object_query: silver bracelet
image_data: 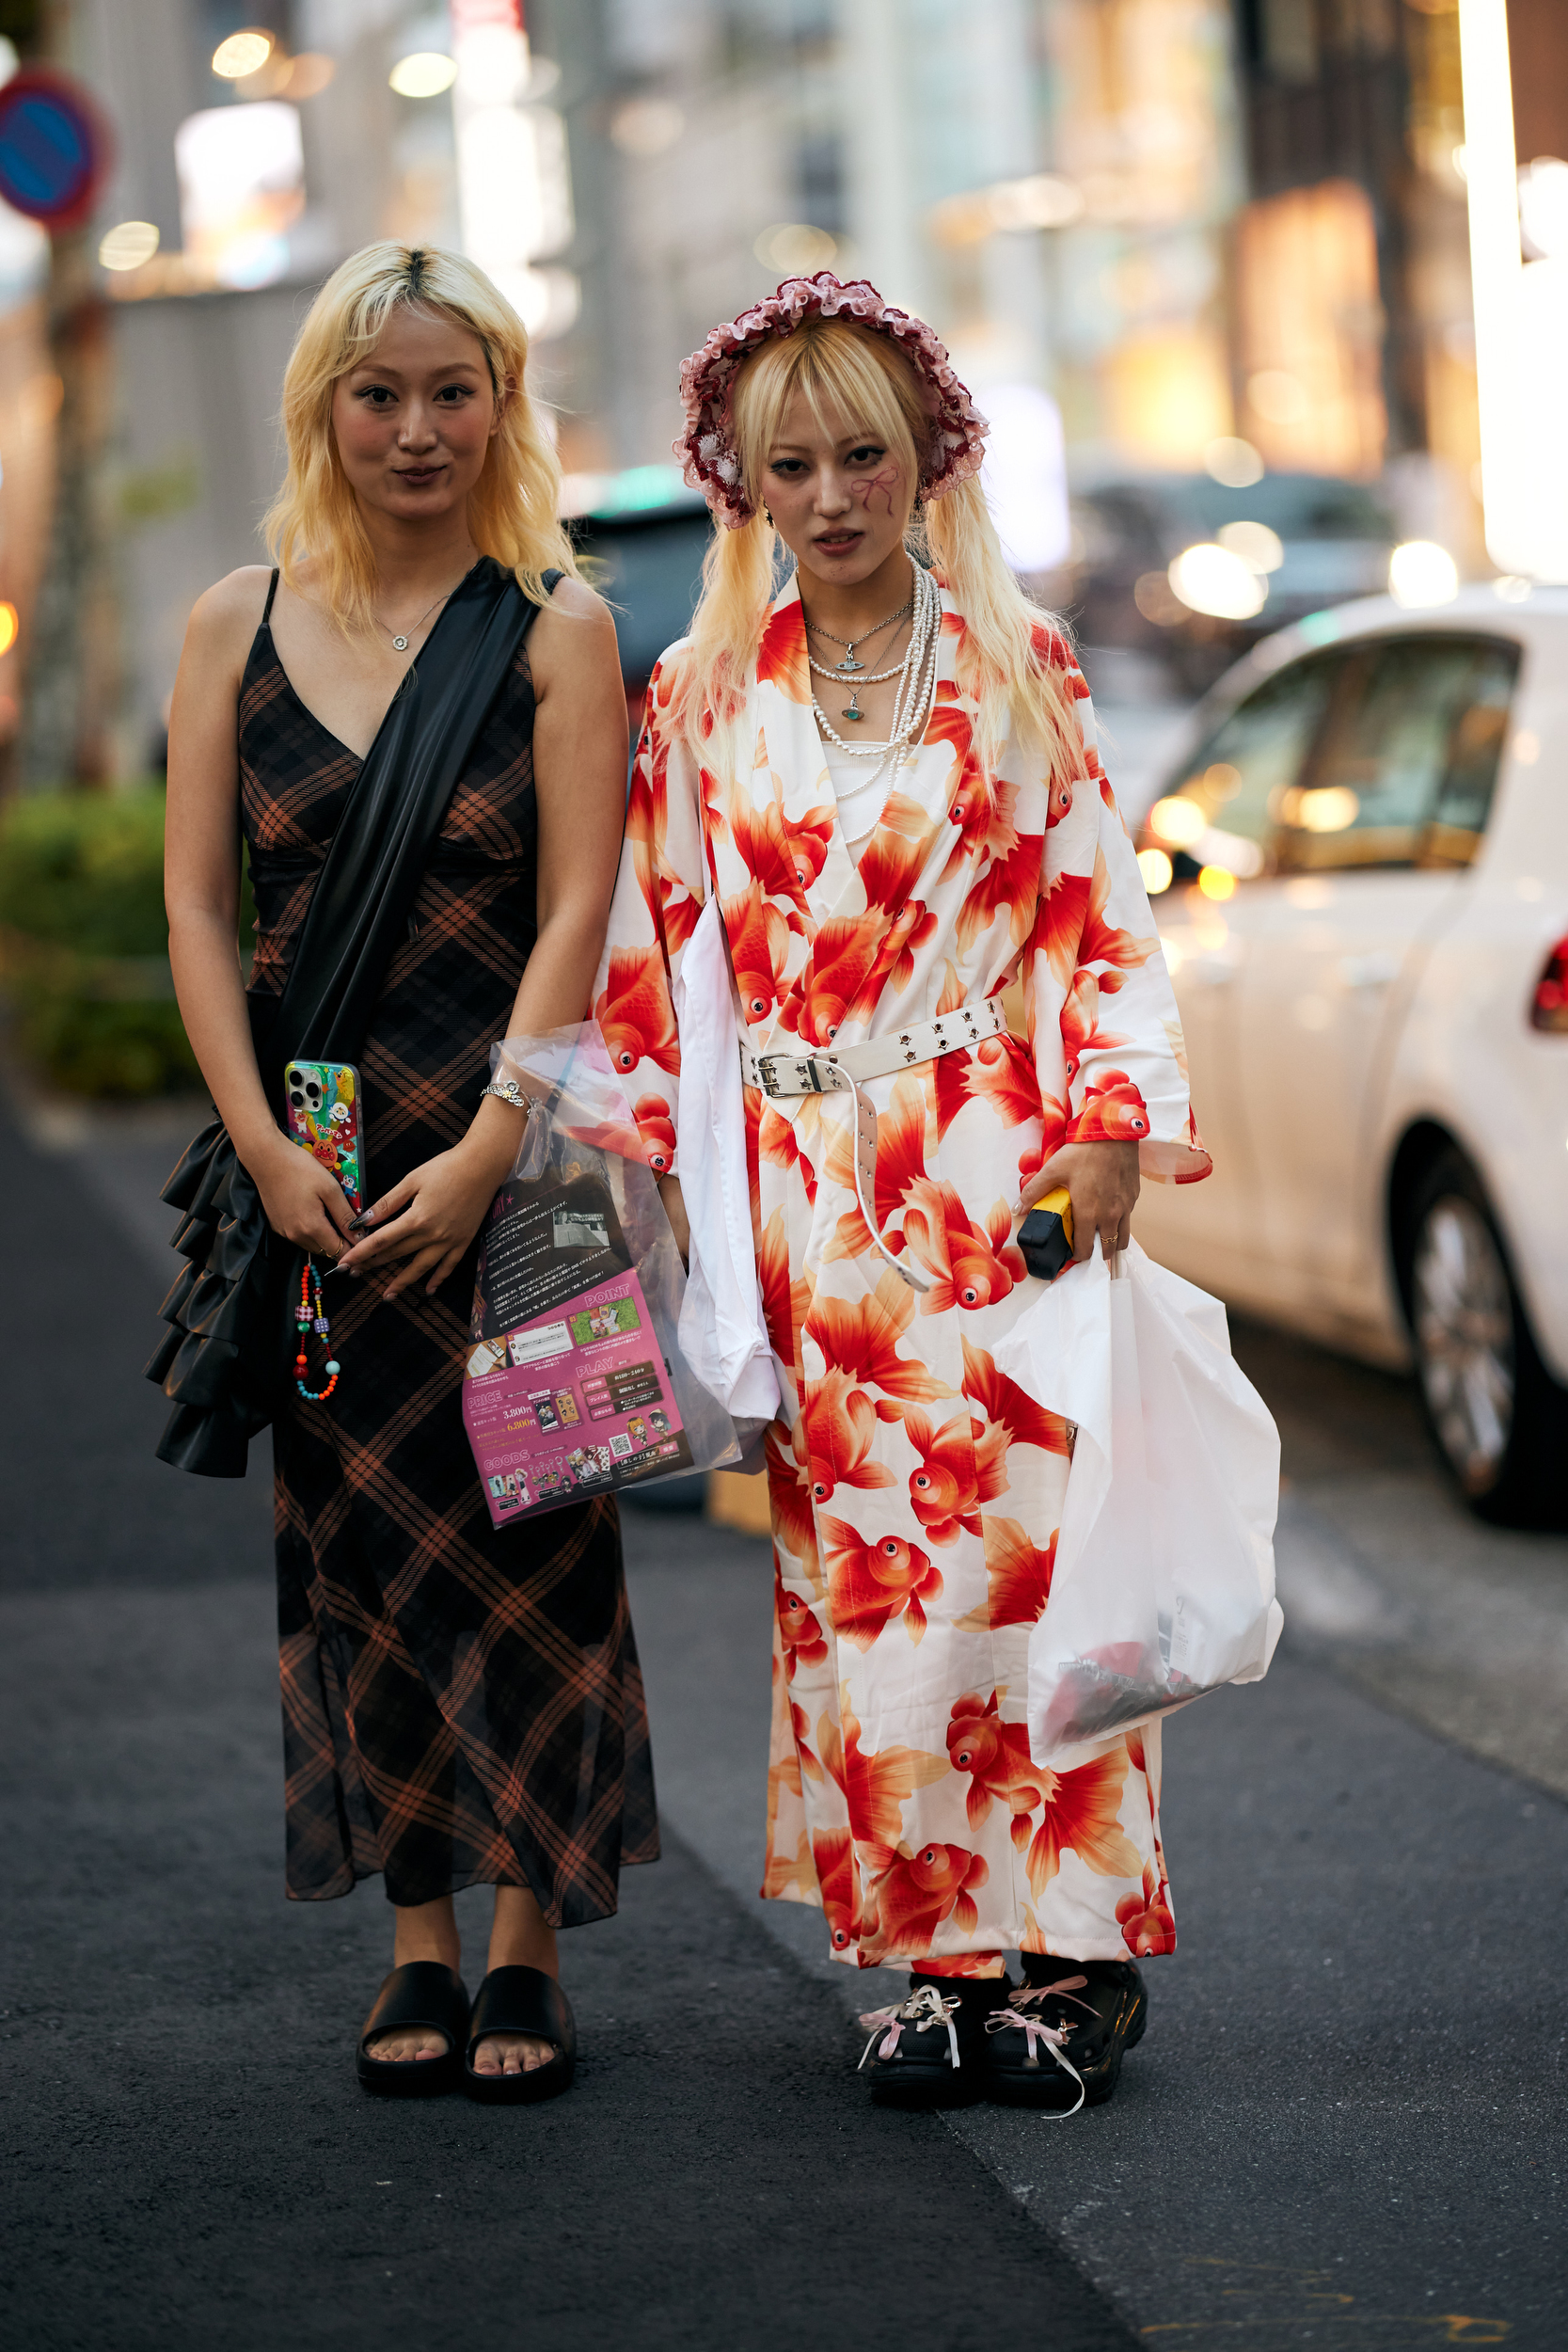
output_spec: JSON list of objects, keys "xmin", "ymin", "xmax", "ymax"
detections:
[{"xmin": 481, "ymin": 1077, "xmax": 532, "ymax": 1111}]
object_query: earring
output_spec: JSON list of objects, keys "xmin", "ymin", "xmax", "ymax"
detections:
[{"xmin": 763, "ymin": 505, "xmax": 773, "ymax": 526}]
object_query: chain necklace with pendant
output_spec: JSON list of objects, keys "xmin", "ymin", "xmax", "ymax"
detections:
[{"xmin": 373, "ymin": 563, "xmax": 473, "ymax": 654}]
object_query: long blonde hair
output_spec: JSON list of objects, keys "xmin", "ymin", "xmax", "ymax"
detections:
[
  {"xmin": 673, "ymin": 319, "xmax": 1080, "ymax": 779},
  {"xmin": 263, "ymin": 242, "xmax": 579, "ymax": 633}
]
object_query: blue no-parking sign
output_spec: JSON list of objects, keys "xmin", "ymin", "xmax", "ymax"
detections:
[{"xmin": 0, "ymin": 67, "xmax": 109, "ymax": 231}]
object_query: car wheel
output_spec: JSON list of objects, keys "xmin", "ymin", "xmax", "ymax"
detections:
[{"xmin": 1402, "ymin": 1149, "xmax": 1568, "ymax": 1528}]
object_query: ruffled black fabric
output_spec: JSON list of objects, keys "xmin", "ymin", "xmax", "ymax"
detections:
[{"xmin": 145, "ymin": 1117, "xmax": 281, "ymax": 1475}]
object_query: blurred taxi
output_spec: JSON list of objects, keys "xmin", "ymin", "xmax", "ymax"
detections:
[{"xmin": 1130, "ymin": 587, "xmax": 1568, "ymax": 1525}]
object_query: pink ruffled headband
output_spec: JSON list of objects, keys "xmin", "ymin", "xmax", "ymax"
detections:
[{"xmin": 675, "ymin": 272, "xmax": 990, "ymax": 531}]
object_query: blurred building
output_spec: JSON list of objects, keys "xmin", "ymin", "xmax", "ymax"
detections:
[{"xmin": 2, "ymin": 0, "xmax": 1567, "ymax": 786}]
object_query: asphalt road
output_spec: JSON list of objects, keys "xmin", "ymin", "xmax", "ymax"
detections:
[{"xmin": 3, "ymin": 1100, "xmax": 1565, "ymax": 2350}]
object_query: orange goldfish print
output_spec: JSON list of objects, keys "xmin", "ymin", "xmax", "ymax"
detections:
[
  {"xmin": 863, "ymin": 1839, "xmax": 990, "ymax": 1952},
  {"xmin": 776, "ymin": 1564, "xmax": 828, "ymax": 1677},
  {"xmin": 812, "ymin": 1825, "xmax": 859, "ymax": 1953},
  {"xmin": 901, "ymin": 1181, "xmax": 1025, "ymax": 1313},
  {"xmin": 817, "ymin": 1694, "xmax": 948, "ymax": 1872},
  {"xmin": 946, "ymin": 1691, "xmax": 1044, "ymax": 1849},
  {"xmin": 786, "ymin": 913, "xmax": 883, "ymax": 1045},
  {"xmin": 897, "ymin": 1403, "xmax": 1008, "ymax": 1545},
  {"xmin": 801, "ymin": 1366, "xmax": 899, "ymax": 1505},
  {"xmin": 728, "ymin": 782, "xmax": 834, "ymax": 915},
  {"xmin": 1117, "ymin": 1856, "xmax": 1177, "ymax": 1956},
  {"xmin": 822, "ymin": 1515, "xmax": 943, "ymax": 1648},
  {"xmin": 805, "ymin": 1272, "xmax": 955, "ymax": 1406},
  {"xmin": 595, "ymin": 946, "xmax": 681, "ymax": 1077},
  {"xmin": 1025, "ymin": 1752, "xmax": 1143, "ymax": 1899},
  {"xmin": 961, "ymin": 1339, "xmax": 1073, "ymax": 1461},
  {"xmin": 1061, "ymin": 968, "xmax": 1130, "ymax": 1081},
  {"xmin": 955, "ymin": 1517, "xmax": 1057, "ymax": 1630},
  {"xmin": 756, "ymin": 599, "xmax": 810, "ymax": 700},
  {"xmin": 722, "ymin": 882, "xmax": 792, "ymax": 1026},
  {"xmin": 1069, "ymin": 1069, "xmax": 1151, "ymax": 1144}
]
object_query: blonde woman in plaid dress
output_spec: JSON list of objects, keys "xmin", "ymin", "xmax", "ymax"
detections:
[{"xmin": 165, "ymin": 246, "xmax": 650, "ymax": 2102}]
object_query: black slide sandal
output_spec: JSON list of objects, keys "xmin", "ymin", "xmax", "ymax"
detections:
[
  {"xmin": 356, "ymin": 1961, "xmax": 469, "ymax": 2096},
  {"xmin": 463, "ymin": 1965, "xmax": 577, "ymax": 2105}
]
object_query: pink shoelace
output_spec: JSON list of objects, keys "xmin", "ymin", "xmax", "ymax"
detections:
[{"xmin": 982, "ymin": 1974, "xmax": 1097, "ymax": 2117}]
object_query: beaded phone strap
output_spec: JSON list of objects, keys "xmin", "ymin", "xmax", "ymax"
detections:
[{"xmin": 294, "ymin": 1257, "xmax": 341, "ymax": 1402}]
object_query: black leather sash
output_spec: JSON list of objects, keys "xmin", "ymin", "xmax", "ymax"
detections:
[{"xmin": 146, "ymin": 558, "xmax": 552, "ymax": 1478}]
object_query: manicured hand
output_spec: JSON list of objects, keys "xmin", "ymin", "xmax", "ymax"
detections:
[
  {"xmin": 251, "ymin": 1132, "xmax": 356, "ymax": 1260},
  {"xmin": 337, "ymin": 1139, "xmax": 507, "ymax": 1299},
  {"xmin": 1016, "ymin": 1138, "xmax": 1140, "ymax": 1263}
]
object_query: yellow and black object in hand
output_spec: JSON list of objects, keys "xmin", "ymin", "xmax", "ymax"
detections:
[{"xmin": 1017, "ymin": 1186, "xmax": 1074, "ymax": 1281}]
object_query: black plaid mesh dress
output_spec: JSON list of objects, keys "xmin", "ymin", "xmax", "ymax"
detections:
[{"xmin": 239, "ymin": 575, "xmax": 659, "ymax": 1913}]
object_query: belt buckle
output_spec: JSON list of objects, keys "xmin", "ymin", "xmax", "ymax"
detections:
[
  {"xmin": 754, "ymin": 1054, "xmax": 812, "ymax": 1098},
  {"xmin": 755, "ymin": 1053, "xmax": 834, "ymax": 1098}
]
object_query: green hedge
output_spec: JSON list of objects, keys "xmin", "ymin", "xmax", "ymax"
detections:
[{"xmin": 0, "ymin": 786, "xmax": 252, "ymax": 1099}]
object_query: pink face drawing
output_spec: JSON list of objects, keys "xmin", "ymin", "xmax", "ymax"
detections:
[{"xmin": 850, "ymin": 464, "xmax": 902, "ymax": 518}]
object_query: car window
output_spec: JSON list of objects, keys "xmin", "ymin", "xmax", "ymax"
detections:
[
  {"xmin": 1275, "ymin": 636, "xmax": 1519, "ymax": 871},
  {"xmin": 1423, "ymin": 643, "xmax": 1518, "ymax": 866},
  {"xmin": 1162, "ymin": 653, "xmax": 1340, "ymax": 848}
]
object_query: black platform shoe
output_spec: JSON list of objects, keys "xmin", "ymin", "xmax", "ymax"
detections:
[
  {"xmin": 857, "ymin": 1974, "xmax": 1001, "ymax": 2106},
  {"xmin": 984, "ymin": 1958, "xmax": 1148, "ymax": 2112}
]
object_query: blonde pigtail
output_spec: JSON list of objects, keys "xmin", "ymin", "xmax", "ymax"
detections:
[
  {"xmin": 673, "ymin": 510, "xmax": 780, "ymax": 744},
  {"xmin": 923, "ymin": 478, "xmax": 1084, "ymax": 784}
]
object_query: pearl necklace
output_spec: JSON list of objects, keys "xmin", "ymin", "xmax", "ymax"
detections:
[
  {"xmin": 806, "ymin": 642, "xmax": 911, "ymax": 723},
  {"xmin": 810, "ymin": 564, "xmax": 941, "ymax": 802}
]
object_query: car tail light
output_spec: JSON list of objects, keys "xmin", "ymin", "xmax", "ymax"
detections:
[{"xmin": 1530, "ymin": 934, "xmax": 1568, "ymax": 1032}]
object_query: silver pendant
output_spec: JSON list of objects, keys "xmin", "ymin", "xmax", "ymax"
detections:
[
  {"xmin": 842, "ymin": 692, "xmax": 863, "ymax": 721},
  {"xmin": 834, "ymin": 652, "xmax": 863, "ymax": 673},
  {"xmin": 392, "ymin": 634, "xmax": 409, "ymax": 651}
]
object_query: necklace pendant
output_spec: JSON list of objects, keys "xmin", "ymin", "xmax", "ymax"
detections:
[
  {"xmin": 834, "ymin": 654, "xmax": 863, "ymax": 673},
  {"xmin": 392, "ymin": 634, "xmax": 409, "ymax": 651},
  {"xmin": 842, "ymin": 691, "xmax": 863, "ymax": 721}
]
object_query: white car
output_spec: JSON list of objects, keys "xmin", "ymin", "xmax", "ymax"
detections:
[{"xmin": 1128, "ymin": 585, "xmax": 1568, "ymax": 1526}]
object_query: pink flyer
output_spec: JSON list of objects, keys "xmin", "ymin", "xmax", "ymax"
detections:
[{"xmin": 462, "ymin": 1168, "xmax": 692, "ymax": 1526}]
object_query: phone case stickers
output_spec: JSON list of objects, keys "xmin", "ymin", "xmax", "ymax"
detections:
[{"xmin": 284, "ymin": 1061, "xmax": 366, "ymax": 1215}]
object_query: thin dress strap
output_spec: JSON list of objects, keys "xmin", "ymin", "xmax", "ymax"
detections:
[
  {"xmin": 542, "ymin": 567, "xmax": 563, "ymax": 596},
  {"xmin": 261, "ymin": 566, "xmax": 279, "ymax": 624}
]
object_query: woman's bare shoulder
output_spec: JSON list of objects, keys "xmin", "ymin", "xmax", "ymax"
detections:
[
  {"xmin": 530, "ymin": 569, "xmax": 620, "ymax": 678},
  {"xmin": 538, "ymin": 569, "xmax": 616, "ymax": 630},
  {"xmin": 184, "ymin": 564, "xmax": 276, "ymax": 670}
]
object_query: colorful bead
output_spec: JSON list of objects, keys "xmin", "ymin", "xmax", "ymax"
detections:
[{"xmin": 294, "ymin": 1256, "xmax": 343, "ymax": 1403}]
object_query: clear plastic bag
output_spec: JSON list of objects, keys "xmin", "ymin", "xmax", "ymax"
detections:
[
  {"xmin": 993, "ymin": 1238, "xmax": 1283, "ymax": 1764},
  {"xmin": 460, "ymin": 1021, "xmax": 742, "ymax": 1526}
]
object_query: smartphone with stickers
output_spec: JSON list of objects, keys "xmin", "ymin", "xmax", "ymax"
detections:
[{"xmin": 283, "ymin": 1060, "xmax": 368, "ymax": 1217}]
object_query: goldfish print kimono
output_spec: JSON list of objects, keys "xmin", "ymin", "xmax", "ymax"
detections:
[{"xmin": 594, "ymin": 574, "xmax": 1210, "ymax": 1972}]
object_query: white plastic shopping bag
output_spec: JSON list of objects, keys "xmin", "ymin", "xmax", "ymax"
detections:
[
  {"xmin": 670, "ymin": 896, "xmax": 781, "ymax": 1438},
  {"xmin": 993, "ymin": 1238, "xmax": 1283, "ymax": 1765}
]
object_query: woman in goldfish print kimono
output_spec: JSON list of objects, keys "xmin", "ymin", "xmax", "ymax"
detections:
[{"xmin": 594, "ymin": 275, "xmax": 1211, "ymax": 2110}]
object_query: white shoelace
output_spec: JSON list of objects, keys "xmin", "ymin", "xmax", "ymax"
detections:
[{"xmin": 857, "ymin": 1983, "xmax": 963, "ymax": 2073}]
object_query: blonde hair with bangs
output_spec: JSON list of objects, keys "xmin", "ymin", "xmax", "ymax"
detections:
[
  {"xmin": 263, "ymin": 242, "xmax": 579, "ymax": 633},
  {"xmin": 674, "ymin": 319, "xmax": 1080, "ymax": 783}
]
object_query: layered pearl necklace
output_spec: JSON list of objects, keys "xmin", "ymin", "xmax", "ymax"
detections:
[{"xmin": 805, "ymin": 563, "xmax": 942, "ymax": 818}]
